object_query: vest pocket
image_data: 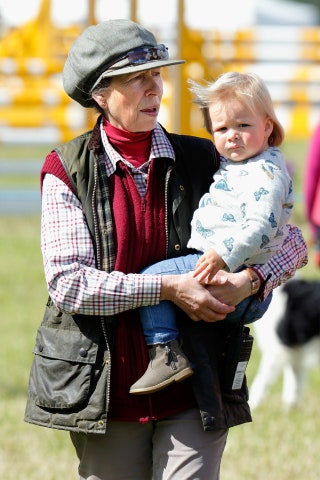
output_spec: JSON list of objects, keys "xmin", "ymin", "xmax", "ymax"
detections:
[{"xmin": 32, "ymin": 325, "xmax": 99, "ymax": 410}]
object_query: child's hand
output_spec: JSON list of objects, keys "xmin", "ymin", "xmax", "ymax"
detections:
[{"xmin": 193, "ymin": 250, "xmax": 226, "ymax": 283}]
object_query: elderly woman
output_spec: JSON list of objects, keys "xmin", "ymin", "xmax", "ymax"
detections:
[{"xmin": 25, "ymin": 19, "xmax": 307, "ymax": 480}]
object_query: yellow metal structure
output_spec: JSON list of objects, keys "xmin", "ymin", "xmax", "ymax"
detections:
[
  {"xmin": 178, "ymin": 25, "xmax": 320, "ymax": 140},
  {"xmin": 1, "ymin": 0, "xmax": 320, "ymax": 142},
  {"xmin": 0, "ymin": 0, "xmax": 86, "ymax": 142}
]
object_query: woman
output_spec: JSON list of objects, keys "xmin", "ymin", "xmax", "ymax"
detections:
[{"xmin": 25, "ymin": 19, "xmax": 308, "ymax": 480}]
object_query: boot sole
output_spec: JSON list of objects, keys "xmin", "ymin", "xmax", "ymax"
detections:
[{"xmin": 129, "ymin": 367, "xmax": 194, "ymax": 395}]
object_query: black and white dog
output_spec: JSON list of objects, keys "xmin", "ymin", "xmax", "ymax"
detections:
[{"xmin": 249, "ymin": 277, "xmax": 320, "ymax": 411}]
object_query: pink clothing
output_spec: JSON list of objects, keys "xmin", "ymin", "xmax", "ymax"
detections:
[{"xmin": 305, "ymin": 122, "xmax": 320, "ymax": 229}]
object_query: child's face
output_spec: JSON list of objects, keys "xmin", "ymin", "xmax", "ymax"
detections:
[{"xmin": 209, "ymin": 99, "xmax": 273, "ymax": 161}]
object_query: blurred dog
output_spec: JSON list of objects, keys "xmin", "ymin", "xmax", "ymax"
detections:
[{"xmin": 249, "ymin": 278, "xmax": 320, "ymax": 411}]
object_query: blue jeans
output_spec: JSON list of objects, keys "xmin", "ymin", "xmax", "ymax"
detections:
[{"xmin": 140, "ymin": 253, "xmax": 272, "ymax": 344}]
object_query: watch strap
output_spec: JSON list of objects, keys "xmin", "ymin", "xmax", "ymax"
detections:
[{"xmin": 245, "ymin": 268, "xmax": 260, "ymax": 295}]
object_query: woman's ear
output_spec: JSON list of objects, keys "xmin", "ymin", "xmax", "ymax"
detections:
[{"xmin": 92, "ymin": 93, "xmax": 107, "ymax": 109}]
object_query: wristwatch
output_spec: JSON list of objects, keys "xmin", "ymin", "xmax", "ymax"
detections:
[{"xmin": 245, "ymin": 268, "xmax": 260, "ymax": 296}]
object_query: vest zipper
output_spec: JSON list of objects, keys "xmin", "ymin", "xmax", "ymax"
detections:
[
  {"xmin": 164, "ymin": 164, "xmax": 173, "ymax": 257},
  {"xmin": 92, "ymin": 157, "xmax": 112, "ymax": 418}
]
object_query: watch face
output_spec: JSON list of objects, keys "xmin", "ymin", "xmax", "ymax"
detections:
[{"xmin": 252, "ymin": 281, "xmax": 259, "ymax": 294}]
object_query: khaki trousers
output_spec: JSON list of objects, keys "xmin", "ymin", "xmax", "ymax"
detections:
[{"xmin": 71, "ymin": 408, "xmax": 228, "ymax": 480}]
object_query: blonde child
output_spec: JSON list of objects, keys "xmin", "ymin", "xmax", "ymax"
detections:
[{"xmin": 130, "ymin": 72, "xmax": 293, "ymax": 395}]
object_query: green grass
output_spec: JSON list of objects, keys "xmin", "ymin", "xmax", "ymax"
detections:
[
  {"xmin": 0, "ymin": 143, "xmax": 54, "ymax": 160},
  {"xmin": 0, "ymin": 141, "xmax": 319, "ymax": 479},
  {"xmin": 0, "ymin": 176, "xmax": 40, "ymax": 187},
  {"xmin": 0, "ymin": 215, "xmax": 78, "ymax": 480}
]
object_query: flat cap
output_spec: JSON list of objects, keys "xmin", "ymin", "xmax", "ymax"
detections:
[{"xmin": 63, "ymin": 19, "xmax": 184, "ymax": 107}]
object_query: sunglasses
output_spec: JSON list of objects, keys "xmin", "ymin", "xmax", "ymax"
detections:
[
  {"xmin": 90, "ymin": 44, "xmax": 170, "ymax": 91},
  {"xmin": 108, "ymin": 44, "xmax": 169, "ymax": 71}
]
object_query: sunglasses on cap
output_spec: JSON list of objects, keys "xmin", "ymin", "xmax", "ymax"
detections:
[{"xmin": 107, "ymin": 44, "xmax": 169, "ymax": 71}]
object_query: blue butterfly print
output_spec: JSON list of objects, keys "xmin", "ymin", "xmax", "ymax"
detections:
[
  {"xmin": 260, "ymin": 235, "xmax": 270, "ymax": 248},
  {"xmin": 222, "ymin": 213, "xmax": 236, "ymax": 222},
  {"xmin": 240, "ymin": 203, "xmax": 246, "ymax": 218},
  {"xmin": 214, "ymin": 179, "xmax": 231, "ymax": 191},
  {"xmin": 195, "ymin": 220, "xmax": 214, "ymax": 239},
  {"xmin": 223, "ymin": 237, "xmax": 234, "ymax": 252},
  {"xmin": 269, "ymin": 212, "xmax": 277, "ymax": 228},
  {"xmin": 261, "ymin": 160, "xmax": 280, "ymax": 179},
  {"xmin": 261, "ymin": 164, "xmax": 274, "ymax": 179},
  {"xmin": 254, "ymin": 187, "xmax": 269, "ymax": 201},
  {"xmin": 265, "ymin": 159, "xmax": 280, "ymax": 169}
]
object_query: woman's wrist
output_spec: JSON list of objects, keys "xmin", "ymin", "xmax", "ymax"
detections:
[
  {"xmin": 244, "ymin": 268, "xmax": 261, "ymax": 296},
  {"xmin": 160, "ymin": 274, "xmax": 180, "ymax": 302}
]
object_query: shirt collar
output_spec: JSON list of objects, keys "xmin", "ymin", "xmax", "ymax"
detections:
[{"xmin": 100, "ymin": 120, "xmax": 175, "ymax": 177}]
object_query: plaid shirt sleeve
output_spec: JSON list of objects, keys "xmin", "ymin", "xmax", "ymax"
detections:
[
  {"xmin": 41, "ymin": 174, "xmax": 162, "ymax": 316},
  {"xmin": 253, "ymin": 223, "xmax": 308, "ymax": 300}
]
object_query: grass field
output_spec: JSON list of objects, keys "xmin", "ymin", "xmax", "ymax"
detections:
[{"xmin": 0, "ymin": 141, "xmax": 319, "ymax": 479}]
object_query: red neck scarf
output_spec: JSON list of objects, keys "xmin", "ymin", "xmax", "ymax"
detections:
[{"xmin": 103, "ymin": 119, "xmax": 152, "ymax": 167}]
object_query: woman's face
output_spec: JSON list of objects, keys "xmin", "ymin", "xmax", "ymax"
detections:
[{"xmin": 93, "ymin": 69, "xmax": 163, "ymax": 132}]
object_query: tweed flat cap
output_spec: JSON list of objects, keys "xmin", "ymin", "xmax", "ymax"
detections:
[{"xmin": 63, "ymin": 19, "xmax": 185, "ymax": 107}]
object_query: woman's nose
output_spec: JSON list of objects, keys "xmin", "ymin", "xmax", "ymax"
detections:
[
  {"xmin": 145, "ymin": 74, "xmax": 162, "ymax": 95},
  {"xmin": 147, "ymin": 82, "xmax": 162, "ymax": 96}
]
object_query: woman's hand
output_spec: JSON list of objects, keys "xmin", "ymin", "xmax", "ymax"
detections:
[
  {"xmin": 160, "ymin": 272, "xmax": 235, "ymax": 322},
  {"xmin": 160, "ymin": 269, "xmax": 253, "ymax": 323},
  {"xmin": 206, "ymin": 269, "xmax": 252, "ymax": 306}
]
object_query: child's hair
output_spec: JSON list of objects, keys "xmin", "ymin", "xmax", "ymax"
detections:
[{"xmin": 188, "ymin": 71, "xmax": 284, "ymax": 146}]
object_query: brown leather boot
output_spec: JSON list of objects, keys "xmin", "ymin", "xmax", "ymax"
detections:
[{"xmin": 129, "ymin": 339, "xmax": 194, "ymax": 394}]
